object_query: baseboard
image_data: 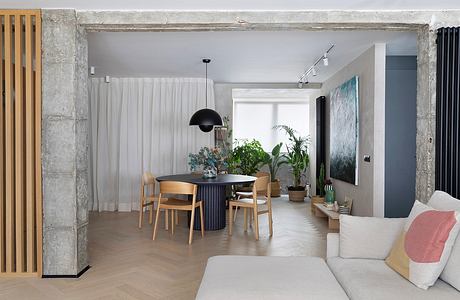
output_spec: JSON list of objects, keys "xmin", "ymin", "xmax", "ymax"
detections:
[{"xmin": 42, "ymin": 265, "xmax": 91, "ymax": 278}]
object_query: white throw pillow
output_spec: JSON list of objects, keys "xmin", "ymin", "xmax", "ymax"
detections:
[
  {"xmin": 428, "ymin": 191, "xmax": 460, "ymax": 291},
  {"xmin": 339, "ymin": 214, "xmax": 406, "ymax": 259}
]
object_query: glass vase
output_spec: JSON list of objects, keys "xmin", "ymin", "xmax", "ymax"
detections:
[{"xmin": 203, "ymin": 165, "xmax": 217, "ymax": 179}]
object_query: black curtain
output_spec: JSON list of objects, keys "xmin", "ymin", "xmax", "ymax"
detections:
[{"xmin": 436, "ymin": 27, "xmax": 460, "ymax": 198}]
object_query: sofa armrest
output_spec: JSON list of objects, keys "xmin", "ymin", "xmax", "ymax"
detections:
[{"xmin": 327, "ymin": 233, "xmax": 340, "ymax": 258}]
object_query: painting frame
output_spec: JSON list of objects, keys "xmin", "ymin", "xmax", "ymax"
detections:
[{"xmin": 329, "ymin": 76, "xmax": 359, "ymax": 186}]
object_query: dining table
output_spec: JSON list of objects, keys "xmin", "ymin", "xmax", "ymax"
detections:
[{"xmin": 156, "ymin": 173, "xmax": 257, "ymax": 231}]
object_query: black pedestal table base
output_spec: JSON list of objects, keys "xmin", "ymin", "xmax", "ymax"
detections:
[{"xmin": 192, "ymin": 185, "xmax": 226, "ymax": 231}]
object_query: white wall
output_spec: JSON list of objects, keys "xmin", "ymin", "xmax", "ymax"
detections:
[{"xmin": 321, "ymin": 44, "xmax": 386, "ymax": 217}]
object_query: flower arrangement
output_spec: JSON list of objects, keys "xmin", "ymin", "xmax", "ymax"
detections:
[{"xmin": 188, "ymin": 146, "xmax": 229, "ymax": 174}]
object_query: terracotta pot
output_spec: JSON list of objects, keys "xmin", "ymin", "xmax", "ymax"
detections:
[
  {"xmin": 311, "ymin": 196, "xmax": 325, "ymax": 212},
  {"xmin": 288, "ymin": 189, "xmax": 306, "ymax": 202},
  {"xmin": 270, "ymin": 179, "xmax": 281, "ymax": 197}
]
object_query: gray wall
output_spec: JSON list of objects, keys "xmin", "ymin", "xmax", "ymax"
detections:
[
  {"xmin": 321, "ymin": 45, "xmax": 386, "ymax": 217},
  {"xmin": 385, "ymin": 56, "xmax": 417, "ymax": 217},
  {"xmin": 42, "ymin": 10, "xmax": 89, "ymax": 276}
]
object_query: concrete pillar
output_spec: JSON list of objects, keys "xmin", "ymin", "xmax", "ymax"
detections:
[
  {"xmin": 415, "ymin": 25, "xmax": 437, "ymax": 203},
  {"xmin": 42, "ymin": 9, "xmax": 89, "ymax": 276}
]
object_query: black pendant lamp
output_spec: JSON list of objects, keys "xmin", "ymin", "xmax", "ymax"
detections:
[{"xmin": 189, "ymin": 59, "xmax": 223, "ymax": 132}]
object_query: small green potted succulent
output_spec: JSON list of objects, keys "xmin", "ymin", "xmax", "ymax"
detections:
[
  {"xmin": 275, "ymin": 125, "xmax": 310, "ymax": 202},
  {"xmin": 311, "ymin": 163, "xmax": 326, "ymax": 211}
]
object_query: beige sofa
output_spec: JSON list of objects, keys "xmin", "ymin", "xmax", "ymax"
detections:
[{"xmin": 196, "ymin": 191, "xmax": 460, "ymax": 299}]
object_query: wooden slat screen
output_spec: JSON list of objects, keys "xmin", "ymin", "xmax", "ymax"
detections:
[{"xmin": 0, "ymin": 10, "xmax": 42, "ymax": 277}]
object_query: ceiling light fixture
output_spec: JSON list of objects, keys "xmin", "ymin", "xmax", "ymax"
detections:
[
  {"xmin": 298, "ymin": 44, "xmax": 334, "ymax": 83},
  {"xmin": 189, "ymin": 59, "xmax": 223, "ymax": 132}
]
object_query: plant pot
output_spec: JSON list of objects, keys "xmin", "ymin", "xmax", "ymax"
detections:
[
  {"xmin": 311, "ymin": 196, "xmax": 325, "ymax": 212},
  {"xmin": 270, "ymin": 179, "xmax": 281, "ymax": 197},
  {"xmin": 288, "ymin": 189, "xmax": 306, "ymax": 202}
]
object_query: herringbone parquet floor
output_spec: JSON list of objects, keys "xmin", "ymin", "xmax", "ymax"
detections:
[{"xmin": 0, "ymin": 196, "xmax": 332, "ymax": 300}]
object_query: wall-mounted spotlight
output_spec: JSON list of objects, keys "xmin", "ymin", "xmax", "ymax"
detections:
[
  {"xmin": 90, "ymin": 66, "xmax": 96, "ymax": 75},
  {"xmin": 105, "ymin": 75, "xmax": 110, "ymax": 83},
  {"xmin": 312, "ymin": 66, "xmax": 317, "ymax": 76}
]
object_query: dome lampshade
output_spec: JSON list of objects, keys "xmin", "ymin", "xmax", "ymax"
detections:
[{"xmin": 189, "ymin": 108, "xmax": 223, "ymax": 132}]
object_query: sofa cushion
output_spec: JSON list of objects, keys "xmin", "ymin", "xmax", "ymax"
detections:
[
  {"xmin": 196, "ymin": 256, "xmax": 348, "ymax": 300},
  {"xmin": 385, "ymin": 200, "xmax": 460, "ymax": 289},
  {"xmin": 428, "ymin": 191, "xmax": 460, "ymax": 291},
  {"xmin": 339, "ymin": 214, "xmax": 405, "ymax": 259},
  {"xmin": 327, "ymin": 257, "xmax": 460, "ymax": 300}
]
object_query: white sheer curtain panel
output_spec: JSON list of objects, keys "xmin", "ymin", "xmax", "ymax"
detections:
[{"xmin": 89, "ymin": 78, "xmax": 214, "ymax": 212}]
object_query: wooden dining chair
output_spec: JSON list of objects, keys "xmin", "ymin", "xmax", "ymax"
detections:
[
  {"xmin": 152, "ymin": 181, "xmax": 204, "ymax": 244},
  {"xmin": 233, "ymin": 171, "xmax": 270, "ymax": 223},
  {"xmin": 139, "ymin": 172, "xmax": 170, "ymax": 229},
  {"xmin": 229, "ymin": 175, "xmax": 273, "ymax": 240}
]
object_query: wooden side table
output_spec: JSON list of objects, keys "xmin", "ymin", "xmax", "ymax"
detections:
[{"xmin": 313, "ymin": 203, "xmax": 340, "ymax": 230}]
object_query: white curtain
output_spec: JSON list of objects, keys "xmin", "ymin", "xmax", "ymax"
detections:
[{"xmin": 89, "ymin": 78, "xmax": 214, "ymax": 212}]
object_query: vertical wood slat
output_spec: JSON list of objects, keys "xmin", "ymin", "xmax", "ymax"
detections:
[
  {"xmin": 0, "ymin": 10, "xmax": 41, "ymax": 277},
  {"xmin": 0, "ymin": 15, "xmax": 4, "ymax": 273},
  {"xmin": 35, "ymin": 13, "xmax": 43, "ymax": 276},
  {"xmin": 25, "ymin": 14, "xmax": 35, "ymax": 273},
  {"xmin": 15, "ymin": 13, "xmax": 25, "ymax": 273},
  {"xmin": 4, "ymin": 14, "xmax": 16, "ymax": 274}
]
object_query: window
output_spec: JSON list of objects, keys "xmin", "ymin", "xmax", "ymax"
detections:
[{"xmin": 233, "ymin": 90, "xmax": 310, "ymax": 151}]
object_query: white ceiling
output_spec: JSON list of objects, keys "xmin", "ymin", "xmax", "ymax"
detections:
[
  {"xmin": 1, "ymin": 0, "xmax": 460, "ymax": 10},
  {"xmin": 88, "ymin": 30, "xmax": 416, "ymax": 83}
]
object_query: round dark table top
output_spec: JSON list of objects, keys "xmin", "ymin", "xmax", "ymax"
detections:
[{"xmin": 156, "ymin": 173, "xmax": 257, "ymax": 186}]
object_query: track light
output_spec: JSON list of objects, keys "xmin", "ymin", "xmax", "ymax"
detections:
[
  {"xmin": 298, "ymin": 44, "xmax": 334, "ymax": 83},
  {"xmin": 298, "ymin": 81, "xmax": 304, "ymax": 89},
  {"xmin": 323, "ymin": 54, "xmax": 329, "ymax": 66}
]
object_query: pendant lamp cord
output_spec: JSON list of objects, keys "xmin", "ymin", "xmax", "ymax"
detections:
[{"xmin": 205, "ymin": 62, "xmax": 208, "ymax": 108}]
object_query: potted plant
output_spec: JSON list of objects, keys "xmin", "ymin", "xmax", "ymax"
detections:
[
  {"xmin": 275, "ymin": 125, "xmax": 310, "ymax": 202},
  {"xmin": 311, "ymin": 163, "xmax": 326, "ymax": 212},
  {"xmin": 231, "ymin": 139, "xmax": 268, "ymax": 176},
  {"xmin": 265, "ymin": 142, "xmax": 287, "ymax": 197}
]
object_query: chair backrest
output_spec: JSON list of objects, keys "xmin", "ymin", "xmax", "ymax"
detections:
[
  {"xmin": 141, "ymin": 172, "xmax": 156, "ymax": 197},
  {"xmin": 159, "ymin": 181, "xmax": 197, "ymax": 196},
  {"xmin": 255, "ymin": 171, "xmax": 271, "ymax": 181},
  {"xmin": 253, "ymin": 175, "xmax": 270, "ymax": 194}
]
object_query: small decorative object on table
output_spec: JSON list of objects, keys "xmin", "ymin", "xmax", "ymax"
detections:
[
  {"xmin": 338, "ymin": 197, "xmax": 353, "ymax": 215},
  {"xmin": 189, "ymin": 146, "xmax": 228, "ymax": 179},
  {"xmin": 324, "ymin": 179, "xmax": 335, "ymax": 204}
]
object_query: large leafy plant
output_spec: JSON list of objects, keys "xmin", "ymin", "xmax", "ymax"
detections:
[
  {"xmin": 275, "ymin": 125, "xmax": 310, "ymax": 189},
  {"xmin": 265, "ymin": 142, "xmax": 287, "ymax": 182},
  {"xmin": 232, "ymin": 139, "xmax": 269, "ymax": 175}
]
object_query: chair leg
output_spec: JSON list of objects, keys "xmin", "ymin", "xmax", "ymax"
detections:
[
  {"xmin": 149, "ymin": 202, "xmax": 154, "ymax": 224},
  {"xmin": 188, "ymin": 207, "xmax": 196, "ymax": 245},
  {"xmin": 138, "ymin": 199, "xmax": 144, "ymax": 229},
  {"xmin": 175, "ymin": 210, "xmax": 179, "ymax": 225},
  {"xmin": 268, "ymin": 200, "xmax": 273, "ymax": 237},
  {"xmin": 152, "ymin": 204, "xmax": 162, "ymax": 240},
  {"xmin": 253, "ymin": 206, "xmax": 259, "ymax": 240},
  {"xmin": 229, "ymin": 203, "xmax": 233, "ymax": 236},
  {"xmin": 243, "ymin": 208, "xmax": 248, "ymax": 232},
  {"xmin": 165, "ymin": 209, "xmax": 169, "ymax": 230},
  {"xmin": 233, "ymin": 206, "xmax": 238, "ymax": 222},
  {"xmin": 199, "ymin": 204, "xmax": 205, "ymax": 238},
  {"xmin": 171, "ymin": 210, "xmax": 175, "ymax": 235}
]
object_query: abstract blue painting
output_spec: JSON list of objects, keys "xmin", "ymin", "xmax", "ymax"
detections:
[{"xmin": 330, "ymin": 76, "xmax": 359, "ymax": 185}]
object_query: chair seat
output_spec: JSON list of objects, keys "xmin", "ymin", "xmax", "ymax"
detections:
[
  {"xmin": 160, "ymin": 198, "xmax": 201, "ymax": 209},
  {"xmin": 236, "ymin": 191, "xmax": 253, "ymax": 197},
  {"xmin": 233, "ymin": 198, "xmax": 267, "ymax": 205}
]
